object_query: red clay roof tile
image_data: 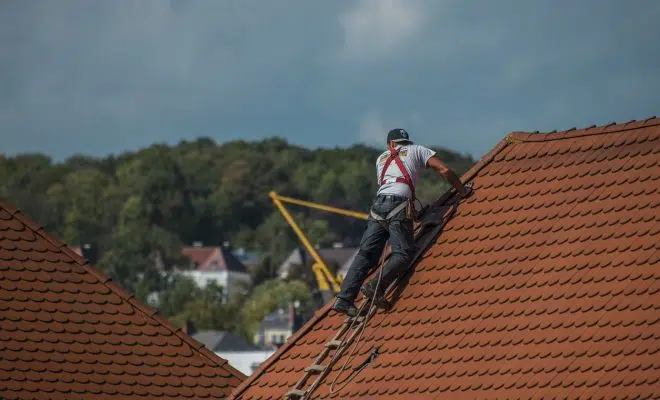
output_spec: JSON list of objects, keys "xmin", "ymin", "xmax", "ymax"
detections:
[
  {"xmin": 230, "ymin": 116, "xmax": 660, "ymax": 399},
  {"xmin": 0, "ymin": 202, "xmax": 246, "ymax": 399}
]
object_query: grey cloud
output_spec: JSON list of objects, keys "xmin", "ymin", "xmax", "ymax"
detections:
[
  {"xmin": 1, "ymin": 0, "xmax": 658, "ymax": 160},
  {"xmin": 321, "ymin": 0, "xmax": 660, "ymax": 155}
]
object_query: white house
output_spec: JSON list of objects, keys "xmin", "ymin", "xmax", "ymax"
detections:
[{"xmin": 179, "ymin": 243, "xmax": 251, "ymax": 300}]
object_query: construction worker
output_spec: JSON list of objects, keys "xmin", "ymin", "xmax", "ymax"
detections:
[{"xmin": 332, "ymin": 128, "xmax": 472, "ymax": 316}]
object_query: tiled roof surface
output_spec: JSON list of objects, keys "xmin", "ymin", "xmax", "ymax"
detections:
[
  {"xmin": 0, "ymin": 203, "xmax": 246, "ymax": 399},
  {"xmin": 182, "ymin": 247, "xmax": 217, "ymax": 267},
  {"xmin": 231, "ymin": 117, "xmax": 660, "ymax": 399}
]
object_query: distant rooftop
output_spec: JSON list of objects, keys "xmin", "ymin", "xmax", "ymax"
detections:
[
  {"xmin": 181, "ymin": 242, "xmax": 248, "ymax": 273},
  {"xmin": 193, "ymin": 330, "xmax": 259, "ymax": 352}
]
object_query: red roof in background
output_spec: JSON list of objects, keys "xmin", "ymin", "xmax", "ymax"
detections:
[
  {"xmin": 231, "ymin": 116, "xmax": 660, "ymax": 399},
  {"xmin": 182, "ymin": 247, "xmax": 217, "ymax": 267},
  {"xmin": 182, "ymin": 246, "xmax": 248, "ymax": 273},
  {"xmin": 0, "ymin": 202, "xmax": 246, "ymax": 399}
]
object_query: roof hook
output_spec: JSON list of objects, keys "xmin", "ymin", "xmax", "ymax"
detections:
[{"xmin": 354, "ymin": 345, "xmax": 381, "ymax": 372}]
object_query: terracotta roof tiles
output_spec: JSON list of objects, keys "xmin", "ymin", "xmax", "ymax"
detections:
[
  {"xmin": 181, "ymin": 246, "xmax": 248, "ymax": 273},
  {"xmin": 230, "ymin": 116, "xmax": 660, "ymax": 399},
  {"xmin": 0, "ymin": 202, "xmax": 246, "ymax": 399}
]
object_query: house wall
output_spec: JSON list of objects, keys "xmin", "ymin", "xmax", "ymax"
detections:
[
  {"xmin": 180, "ymin": 270, "xmax": 251, "ymax": 300},
  {"xmin": 254, "ymin": 328, "xmax": 293, "ymax": 348},
  {"xmin": 182, "ymin": 270, "xmax": 229, "ymax": 289}
]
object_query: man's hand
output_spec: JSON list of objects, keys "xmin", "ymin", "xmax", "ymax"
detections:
[{"xmin": 427, "ymin": 157, "xmax": 471, "ymax": 197}]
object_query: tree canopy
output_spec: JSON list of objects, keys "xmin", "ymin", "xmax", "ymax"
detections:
[{"xmin": 1, "ymin": 137, "xmax": 474, "ymax": 342}]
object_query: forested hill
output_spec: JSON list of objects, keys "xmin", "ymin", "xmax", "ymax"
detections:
[{"xmin": 0, "ymin": 137, "xmax": 474, "ymax": 299}]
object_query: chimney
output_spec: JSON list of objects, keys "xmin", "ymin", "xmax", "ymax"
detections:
[
  {"xmin": 183, "ymin": 319, "xmax": 197, "ymax": 336},
  {"xmin": 80, "ymin": 243, "xmax": 98, "ymax": 265},
  {"xmin": 288, "ymin": 302, "xmax": 296, "ymax": 331}
]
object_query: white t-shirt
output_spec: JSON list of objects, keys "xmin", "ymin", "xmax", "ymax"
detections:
[{"xmin": 376, "ymin": 144, "xmax": 436, "ymax": 198}]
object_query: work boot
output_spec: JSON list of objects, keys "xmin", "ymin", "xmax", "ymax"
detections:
[
  {"xmin": 360, "ymin": 284, "xmax": 390, "ymax": 310},
  {"xmin": 331, "ymin": 297, "xmax": 358, "ymax": 317}
]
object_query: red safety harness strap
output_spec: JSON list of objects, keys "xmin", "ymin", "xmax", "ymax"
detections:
[{"xmin": 379, "ymin": 147, "xmax": 415, "ymax": 200}]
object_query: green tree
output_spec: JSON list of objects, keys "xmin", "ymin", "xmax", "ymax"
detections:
[
  {"xmin": 2, "ymin": 136, "xmax": 475, "ymax": 338},
  {"xmin": 240, "ymin": 279, "xmax": 313, "ymax": 339},
  {"xmin": 168, "ymin": 282, "xmax": 239, "ymax": 332},
  {"xmin": 62, "ymin": 169, "xmax": 111, "ymax": 246},
  {"xmin": 157, "ymin": 274, "xmax": 202, "ymax": 317}
]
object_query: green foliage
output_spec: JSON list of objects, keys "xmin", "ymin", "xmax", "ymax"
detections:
[
  {"xmin": 168, "ymin": 282, "xmax": 238, "ymax": 332},
  {"xmin": 240, "ymin": 279, "xmax": 313, "ymax": 338},
  {"xmin": 1, "ymin": 137, "xmax": 474, "ymax": 342},
  {"xmin": 157, "ymin": 274, "xmax": 201, "ymax": 317}
]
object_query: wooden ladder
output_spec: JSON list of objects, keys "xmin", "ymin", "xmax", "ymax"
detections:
[
  {"xmin": 283, "ymin": 301, "xmax": 377, "ymax": 399},
  {"xmin": 282, "ymin": 204, "xmax": 453, "ymax": 399}
]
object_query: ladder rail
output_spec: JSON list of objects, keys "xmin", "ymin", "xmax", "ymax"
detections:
[
  {"xmin": 283, "ymin": 301, "xmax": 375, "ymax": 399},
  {"xmin": 304, "ymin": 305, "xmax": 377, "ymax": 399},
  {"xmin": 283, "ymin": 202, "xmax": 458, "ymax": 399}
]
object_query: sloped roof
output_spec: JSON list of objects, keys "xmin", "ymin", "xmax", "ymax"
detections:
[
  {"xmin": 182, "ymin": 246, "xmax": 248, "ymax": 273},
  {"xmin": 0, "ymin": 202, "xmax": 246, "ymax": 399},
  {"xmin": 182, "ymin": 247, "xmax": 217, "ymax": 267},
  {"xmin": 230, "ymin": 116, "xmax": 660, "ymax": 399},
  {"xmin": 193, "ymin": 331, "xmax": 259, "ymax": 352}
]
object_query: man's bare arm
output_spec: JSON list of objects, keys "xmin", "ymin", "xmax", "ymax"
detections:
[{"xmin": 426, "ymin": 157, "xmax": 470, "ymax": 197}]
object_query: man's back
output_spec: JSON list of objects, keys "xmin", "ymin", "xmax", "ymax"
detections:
[{"xmin": 376, "ymin": 144, "xmax": 436, "ymax": 198}]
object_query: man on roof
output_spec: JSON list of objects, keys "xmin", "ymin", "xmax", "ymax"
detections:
[{"xmin": 332, "ymin": 128, "xmax": 472, "ymax": 317}]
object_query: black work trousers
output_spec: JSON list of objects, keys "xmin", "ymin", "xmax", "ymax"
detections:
[{"xmin": 337, "ymin": 194, "xmax": 415, "ymax": 303}]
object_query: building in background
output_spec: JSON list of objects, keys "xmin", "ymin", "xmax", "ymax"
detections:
[
  {"xmin": 179, "ymin": 242, "xmax": 251, "ymax": 301},
  {"xmin": 192, "ymin": 330, "xmax": 258, "ymax": 352},
  {"xmin": 190, "ymin": 329, "xmax": 276, "ymax": 376},
  {"xmin": 232, "ymin": 246, "xmax": 261, "ymax": 272},
  {"xmin": 253, "ymin": 303, "xmax": 304, "ymax": 349},
  {"xmin": 278, "ymin": 242, "xmax": 358, "ymax": 280}
]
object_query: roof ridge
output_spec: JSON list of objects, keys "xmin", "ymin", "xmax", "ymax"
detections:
[
  {"xmin": 508, "ymin": 115, "xmax": 658, "ymax": 142},
  {"xmin": 0, "ymin": 200, "xmax": 246, "ymax": 382},
  {"xmin": 229, "ymin": 134, "xmax": 517, "ymax": 399},
  {"xmin": 219, "ymin": 245, "xmax": 248, "ymax": 273}
]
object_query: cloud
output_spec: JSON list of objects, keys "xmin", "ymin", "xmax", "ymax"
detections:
[
  {"xmin": 0, "ymin": 0, "xmax": 345, "ymax": 157},
  {"xmin": 358, "ymin": 110, "xmax": 386, "ymax": 145},
  {"xmin": 358, "ymin": 110, "xmax": 425, "ymax": 146},
  {"xmin": 1, "ymin": 0, "xmax": 659, "ymax": 160},
  {"xmin": 338, "ymin": 0, "xmax": 426, "ymax": 62}
]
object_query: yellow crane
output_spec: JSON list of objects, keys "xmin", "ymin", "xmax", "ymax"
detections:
[{"xmin": 269, "ymin": 191, "xmax": 368, "ymax": 298}]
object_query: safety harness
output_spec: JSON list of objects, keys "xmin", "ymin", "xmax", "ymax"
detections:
[
  {"xmin": 370, "ymin": 146, "xmax": 416, "ymax": 223},
  {"xmin": 379, "ymin": 146, "xmax": 415, "ymax": 199}
]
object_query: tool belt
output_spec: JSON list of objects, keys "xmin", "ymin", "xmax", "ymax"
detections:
[{"xmin": 369, "ymin": 198, "xmax": 414, "ymax": 224}]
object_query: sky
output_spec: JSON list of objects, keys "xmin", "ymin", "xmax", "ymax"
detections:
[{"xmin": 1, "ymin": 0, "xmax": 659, "ymax": 161}]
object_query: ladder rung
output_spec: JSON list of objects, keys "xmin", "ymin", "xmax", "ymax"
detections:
[
  {"xmin": 325, "ymin": 340, "xmax": 342, "ymax": 349},
  {"xmin": 305, "ymin": 364, "xmax": 326, "ymax": 373},
  {"xmin": 345, "ymin": 315, "xmax": 366, "ymax": 324},
  {"xmin": 284, "ymin": 389, "xmax": 306, "ymax": 398}
]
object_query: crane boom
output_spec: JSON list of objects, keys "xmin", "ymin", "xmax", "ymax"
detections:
[{"xmin": 269, "ymin": 191, "xmax": 367, "ymax": 297}]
